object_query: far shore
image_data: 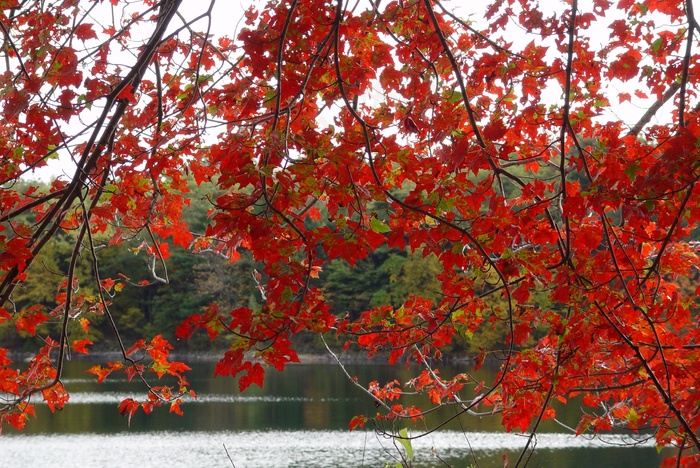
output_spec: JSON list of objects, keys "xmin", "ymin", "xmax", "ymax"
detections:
[{"xmin": 8, "ymin": 349, "xmax": 474, "ymax": 365}]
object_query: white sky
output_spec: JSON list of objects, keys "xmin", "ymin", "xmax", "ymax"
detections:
[
  {"xmin": 27, "ymin": 0, "xmax": 251, "ymax": 182},
  {"xmin": 24, "ymin": 0, "xmax": 686, "ymax": 181}
]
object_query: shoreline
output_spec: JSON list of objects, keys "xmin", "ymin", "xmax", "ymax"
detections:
[{"xmin": 7, "ymin": 349, "xmax": 474, "ymax": 365}]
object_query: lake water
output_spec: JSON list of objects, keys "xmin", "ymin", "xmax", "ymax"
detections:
[{"xmin": 0, "ymin": 359, "xmax": 667, "ymax": 467}]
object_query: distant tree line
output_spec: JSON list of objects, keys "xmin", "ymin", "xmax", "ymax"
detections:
[{"xmin": 5, "ymin": 176, "xmax": 697, "ymax": 357}]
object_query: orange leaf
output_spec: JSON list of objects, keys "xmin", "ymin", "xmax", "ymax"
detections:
[{"xmin": 72, "ymin": 339, "xmax": 93, "ymax": 354}]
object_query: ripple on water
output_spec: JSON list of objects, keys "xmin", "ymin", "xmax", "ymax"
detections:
[{"xmin": 0, "ymin": 430, "xmax": 657, "ymax": 468}]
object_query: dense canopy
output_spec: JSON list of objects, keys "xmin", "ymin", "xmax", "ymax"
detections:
[{"xmin": 1, "ymin": 0, "xmax": 700, "ymax": 465}]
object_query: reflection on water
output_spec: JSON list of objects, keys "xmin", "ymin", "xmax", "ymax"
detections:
[
  {"xmin": 49, "ymin": 392, "xmax": 331, "ymax": 404},
  {"xmin": 0, "ymin": 430, "xmax": 661, "ymax": 468},
  {"xmin": 0, "ymin": 360, "xmax": 667, "ymax": 467}
]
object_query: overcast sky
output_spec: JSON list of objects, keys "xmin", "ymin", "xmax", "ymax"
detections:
[{"xmin": 26, "ymin": 0, "xmax": 684, "ymax": 181}]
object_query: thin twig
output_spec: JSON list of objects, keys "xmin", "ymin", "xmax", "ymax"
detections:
[{"xmin": 223, "ymin": 443, "xmax": 236, "ymax": 468}]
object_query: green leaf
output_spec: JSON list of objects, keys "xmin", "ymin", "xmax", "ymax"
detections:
[
  {"xmin": 398, "ymin": 428, "xmax": 413, "ymax": 461},
  {"xmin": 151, "ymin": 362, "xmax": 169, "ymax": 375},
  {"xmin": 436, "ymin": 197, "xmax": 454, "ymax": 212},
  {"xmin": 651, "ymin": 37, "xmax": 663, "ymax": 54},
  {"xmin": 46, "ymin": 145, "xmax": 58, "ymax": 159},
  {"xmin": 281, "ymin": 286, "xmax": 294, "ymax": 302},
  {"xmin": 77, "ymin": 94, "xmax": 91, "ymax": 110},
  {"xmin": 448, "ymin": 91, "xmax": 462, "ymax": 104},
  {"xmin": 370, "ymin": 217, "xmax": 390, "ymax": 233},
  {"xmin": 624, "ymin": 162, "xmax": 640, "ymax": 181}
]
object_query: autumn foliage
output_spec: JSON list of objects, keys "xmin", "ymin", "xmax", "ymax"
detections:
[{"xmin": 2, "ymin": 0, "xmax": 700, "ymax": 464}]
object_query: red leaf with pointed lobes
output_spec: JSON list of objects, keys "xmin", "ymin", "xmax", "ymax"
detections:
[
  {"xmin": 43, "ymin": 383, "xmax": 69, "ymax": 413},
  {"xmin": 349, "ymin": 415, "xmax": 368, "ymax": 431},
  {"xmin": 403, "ymin": 115, "xmax": 420, "ymax": 134},
  {"xmin": 169, "ymin": 399, "xmax": 184, "ymax": 416},
  {"xmin": 608, "ymin": 49, "xmax": 641, "ymax": 81},
  {"xmin": 74, "ymin": 23, "xmax": 98, "ymax": 41},
  {"xmin": 215, "ymin": 349, "xmax": 245, "ymax": 378},
  {"xmin": 0, "ymin": 237, "xmax": 32, "ymax": 274},
  {"xmin": 238, "ymin": 362, "xmax": 265, "ymax": 391},
  {"xmin": 15, "ymin": 306, "xmax": 49, "ymax": 336},
  {"xmin": 76, "ymin": 317, "xmax": 89, "ymax": 334},
  {"xmin": 4, "ymin": 403, "xmax": 35, "ymax": 431},
  {"xmin": 175, "ymin": 316, "xmax": 197, "ymax": 340},
  {"xmin": 72, "ymin": 339, "xmax": 93, "ymax": 354},
  {"xmin": 483, "ymin": 119, "xmax": 507, "ymax": 141},
  {"xmin": 509, "ymin": 322, "xmax": 532, "ymax": 346},
  {"xmin": 116, "ymin": 85, "xmax": 136, "ymax": 102},
  {"xmin": 305, "ymin": 206, "xmax": 322, "ymax": 221},
  {"xmin": 118, "ymin": 398, "xmax": 139, "ymax": 426},
  {"xmin": 473, "ymin": 348, "xmax": 486, "ymax": 372},
  {"xmin": 126, "ymin": 339, "xmax": 146, "ymax": 357},
  {"xmin": 86, "ymin": 365, "xmax": 113, "ymax": 384},
  {"xmin": 0, "ymin": 307, "xmax": 11, "ymax": 324},
  {"xmin": 177, "ymin": 305, "xmax": 222, "ymax": 341},
  {"xmin": 124, "ymin": 363, "xmax": 144, "ymax": 382}
]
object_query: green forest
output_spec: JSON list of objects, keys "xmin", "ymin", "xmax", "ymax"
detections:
[
  {"xmin": 7, "ymin": 171, "xmax": 699, "ymax": 360},
  {"xmin": 3, "ymin": 176, "xmax": 520, "ymax": 356}
]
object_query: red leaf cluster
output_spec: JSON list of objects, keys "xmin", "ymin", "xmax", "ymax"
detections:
[{"xmin": 1, "ymin": 0, "xmax": 700, "ymax": 465}]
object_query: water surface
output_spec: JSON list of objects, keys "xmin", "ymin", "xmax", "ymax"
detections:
[{"xmin": 0, "ymin": 359, "xmax": 667, "ymax": 467}]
